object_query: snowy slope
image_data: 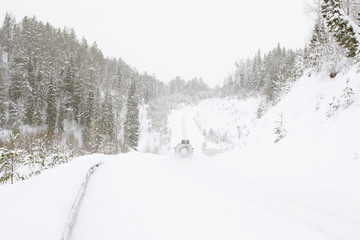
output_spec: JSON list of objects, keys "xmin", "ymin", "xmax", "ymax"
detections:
[
  {"xmin": 191, "ymin": 66, "xmax": 360, "ymax": 161},
  {"xmin": 248, "ymin": 67, "xmax": 360, "ymax": 152}
]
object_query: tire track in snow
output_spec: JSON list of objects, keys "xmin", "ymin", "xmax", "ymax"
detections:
[{"xmin": 62, "ymin": 162, "xmax": 103, "ymax": 240}]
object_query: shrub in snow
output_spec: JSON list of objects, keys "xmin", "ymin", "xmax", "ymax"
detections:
[
  {"xmin": 341, "ymin": 79, "xmax": 355, "ymax": 109},
  {"xmin": 315, "ymin": 94, "xmax": 323, "ymax": 112},
  {"xmin": 0, "ymin": 130, "xmax": 71, "ymax": 184},
  {"xmin": 221, "ymin": 132, "xmax": 230, "ymax": 144},
  {"xmin": 204, "ymin": 128, "xmax": 218, "ymax": 143},
  {"xmin": 30, "ymin": 139, "xmax": 47, "ymax": 167},
  {"xmin": 48, "ymin": 145, "xmax": 69, "ymax": 167},
  {"xmin": 0, "ymin": 132, "xmax": 24, "ymax": 184},
  {"xmin": 274, "ymin": 114, "xmax": 287, "ymax": 143},
  {"xmin": 326, "ymin": 96, "xmax": 341, "ymax": 119},
  {"xmin": 256, "ymin": 100, "xmax": 267, "ymax": 119}
]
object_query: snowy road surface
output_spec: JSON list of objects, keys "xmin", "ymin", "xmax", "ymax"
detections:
[
  {"xmin": 70, "ymin": 151, "xmax": 360, "ymax": 240},
  {"xmin": 70, "ymin": 108, "xmax": 360, "ymax": 240},
  {"xmin": 1, "ymin": 107, "xmax": 358, "ymax": 240}
]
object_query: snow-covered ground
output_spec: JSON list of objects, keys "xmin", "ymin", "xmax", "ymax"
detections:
[
  {"xmin": 0, "ymin": 155, "xmax": 103, "ymax": 240},
  {"xmin": 68, "ymin": 148, "xmax": 360, "ymax": 240},
  {"xmin": 1, "ymin": 67, "xmax": 360, "ymax": 240},
  {"xmin": 70, "ymin": 65, "xmax": 360, "ymax": 239}
]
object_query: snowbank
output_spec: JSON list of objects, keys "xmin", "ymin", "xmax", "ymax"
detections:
[{"xmin": 0, "ymin": 155, "xmax": 104, "ymax": 240}]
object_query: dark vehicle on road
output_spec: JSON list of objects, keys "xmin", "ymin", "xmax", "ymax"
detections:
[{"xmin": 174, "ymin": 140, "xmax": 194, "ymax": 158}]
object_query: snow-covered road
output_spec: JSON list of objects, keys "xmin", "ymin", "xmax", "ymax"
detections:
[
  {"xmin": 71, "ymin": 153, "xmax": 259, "ymax": 240},
  {"xmin": 69, "ymin": 150, "xmax": 360, "ymax": 240},
  {"xmin": 70, "ymin": 108, "xmax": 360, "ymax": 240}
]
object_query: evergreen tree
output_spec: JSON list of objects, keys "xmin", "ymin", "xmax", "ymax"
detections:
[
  {"xmin": 82, "ymin": 89, "xmax": 96, "ymax": 146},
  {"xmin": 8, "ymin": 56, "xmax": 25, "ymax": 127},
  {"xmin": 274, "ymin": 114, "xmax": 287, "ymax": 143},
  {"xmin": 56, "ymin": 99, "xmax": 65, "ymax": 134},
  {"xmin": 87, "ymin": 117, "xmax": 103, "ymax": 153},
  {"xmin": 46, "ymin": 76, "xmax": 57, "ymax": 134},
  {"xmin": 322, "ymin": 0, "xmax": 360, "ymax": 58},
  {"xmin": 32, "ymin": 70, "xmax": 44, "ymax": 126},
  {"xmin": 24, "ymin": 58, "xmax": 36, "ymax": 125},
  {"xmin": 0, "ymin": 13, "xmax": 15, "ymax": 62},
  {"xmin": 124, "ymin": 80, "xmax": 140, "ymax": 150},
  {"xmin": 63, "ymin": 58, "xmax": 75, "ymax": 121},
  {"xmin": 73, "ymin": 73, "xmax": 82, "ymax": 123},
  {"xmin": 102, "ymin": 89, "xmax": 116, "ymax": 143},
  {"xmin": 85, "ymin": 88, "xmax": 103, "ymax": 152},
  {"xmin": 309, "ymin": 20, "xmax": 329, "ymax": 71},
  {"xmin": 341, "ymin": 78, "xmax": 355, "ymax": 108},
  {"xmin": 0, "ymin": 70, "xmax": 6, "ymax": 127}
]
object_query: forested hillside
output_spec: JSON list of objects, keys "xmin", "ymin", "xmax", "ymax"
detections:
[
  {"xmin": 0, "ymin": 14, "xmax": 171, "ymax": 182},
  {"xmin": 0, "ymin": 14, "xmax": 215, "ymax": 183},
  {"xmin": 0, "ymin": 14, "xmax": 169, "ymax": 146},
  {"xmin": 222, "ymin": 0, "xmax": 360, "ymax": 106}
]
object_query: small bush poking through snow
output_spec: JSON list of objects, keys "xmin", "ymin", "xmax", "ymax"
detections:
[
  {"xmin": 341, "ymin": 79, "xmax": 355, "ymax": 109},
  {"xmin": 273, "ymin": 113, "xmax": 287, "ymax": 143},
  {"xmin": 326, "ymin": 96, "xmax": 341, "ymax": 119},
  {"xmin": 0, "ymin": 130, "xmax": 69, "ymax": 184}
]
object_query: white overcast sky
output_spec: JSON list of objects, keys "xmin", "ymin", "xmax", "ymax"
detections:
[{"xmin": 1, "ymin": 0, "xmax": 314, "ymax": 86}]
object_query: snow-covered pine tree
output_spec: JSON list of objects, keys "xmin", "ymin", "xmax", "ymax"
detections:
[
  {"xmin": 253, "ymin": 49, "xmax": 264, "ymax": 92},
  {"xmin": 24, "ymin": 58, "xmax": 36, "ymax": 125},
  {"xmin": 341, "ymin": 78, "xmax": 355, "ymax": 108},
  {"xmin": 82, "ymin": 89, "xmax": 96, "ymax": 148},
  {"xmin": 256, "ymin": 99, "xmax": 267, "ymax": 119},
  {"xmin": 0, "ymin": 13, "xmax": 15, "ymax": 62},
  {"xmin": 56, "ymin": 81, "xmax": 66, "ymax": 134},
  {"xmin": 274, "ymin": 114, "xmax": 287, "ymax": 143},
  {"xmin": 84, "ymin": 88, "xmax": 102, "ymax": 153},
  {"xmin": 309, "ymin": 20, "xmax": 328, "ymax": 71},
  {"xmin": 326, "ymin": 96, "xmax": 341, "ymax": 118},
  {"xmin": 32, "ymin": 69, "xmax": 44, "ymax": 126},
  {"xmin": 73, "ymin": 72, "xmax": 82, "ymax": 124},
  {"xmin": 102, "ymin": 89, "xmax": 116, "ymax": 152},
  {"xmin": 322, "ymin": 0, "xmax": 360, "ymax": 58},
  {"xmin": 8, "ymin": 55, "xmax": 25, "ymax": 127},
  {"xmin": 63, "ymin": 58, "xmax": 75, "ymax": 121},
  {"xmin": 46, "ymin": 76, "xmax": 57, "ymax": 134},
  {"xmin": 124, "ymin": 80, "xmax": 140, "ymax": 150},
  {"xmin": 0, "ymin": 70, "xmax": 5, "ymax": 127}
]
